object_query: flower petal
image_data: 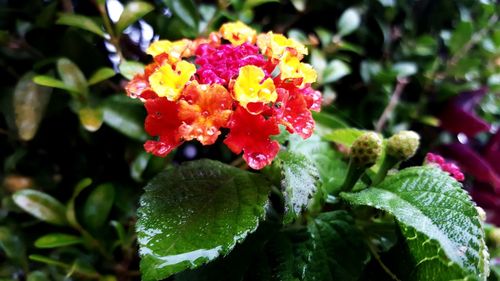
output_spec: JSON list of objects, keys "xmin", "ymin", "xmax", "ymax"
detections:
[{"xmin": 148, "ymin": 60, "xmax": 196, "ymax": 101}]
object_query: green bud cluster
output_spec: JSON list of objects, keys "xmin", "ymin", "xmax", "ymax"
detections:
[
  {"xmin": 386, "ymin": 130, "xmax": 420, "ymax": 161},
  {"xmin": 350, "ymin": 132, "xmax": 383, "ymax": 167}
]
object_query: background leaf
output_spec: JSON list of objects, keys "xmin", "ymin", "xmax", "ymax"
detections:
[
  {"xmin": 82, "ymin": 183, "xmax": 115, "ymax": 231},
  {"xmin": 88, "ymin": 67, "xmax": 115, "ymax": 86},
  {"xmin": 56, "ymin": 58, "xmax": 88, "ymax": 96},
  {"xmin": 115, "ymin": 1, "xmax": 155, "ymax": 34},
  {"xmin": 34, "ymin": 233, "xmax": 83, "ymax": 248},
  {"xmin": 341, "ymin": 166, "xmax": 489, "ymax": 279},
  {"xmin": 119, "ymin": 60, "xmax": 145, "ymax": 80},
  {"xmin": 56, "ymin": 14, "xmax": 105, "ymax": 38},
  {"xmin": 162, "ymin": 0, "xmax": 199, "ymax": 30},
  {"xmin": 337, "ymin": 8, "xmax": 361, "ymax": 36},
  {"xmin": 137, "ymin": 159, "xmax": 271, "ymax": 281},
  {"xmin": 13, "ymin": 189, "xmax": 67, "ymax": 226},
  {"xmin": 102, "ymin": 95, "xmax": 148, "ymax": 141}
]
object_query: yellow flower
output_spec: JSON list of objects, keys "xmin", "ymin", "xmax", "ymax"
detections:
[
  {"xmin": 219, "ymin": 21, "xmax": 257, "ymax": 46},
  {"xmin": 279, "ymin": 54, "xmax": 317, "ymax": 85},
  {"xmin": 234, "ymin": 65, "xmax": 277, "ymax": 109},
  {"xmin": 257, "ymin": 32, "xmax": 308, "ymax": 59},
  {"xmin": 146, "ymin": 39, "xmax": 192, "ymax": 63},
  {"xmin": 149, "ymin": 60, "xmax": 196, "ymax": 101}
]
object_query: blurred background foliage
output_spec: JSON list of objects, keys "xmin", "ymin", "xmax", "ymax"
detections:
[{"xmin": 0, "ymin": 0, "xmax": 498, "ymax": 280}]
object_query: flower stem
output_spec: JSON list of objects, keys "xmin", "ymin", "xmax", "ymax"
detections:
[
  {"xmin": 371, "ymin": 155, "xmax": 400, "ymax": 186},
  {"xmin": 340, "ymin": 159, "xmax": 365, "ymax": 192}
]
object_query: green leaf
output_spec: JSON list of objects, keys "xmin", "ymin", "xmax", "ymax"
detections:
[
  {"xmin": 0, "ymin": 227, "xmax": 27, "ymax": 267},
  {"xmin": 277, "ymin": 151, "xmax": 319, "ymax": 223},
  {"xmin": 82, "ymin": 183, "xmax": 115, "ymax": 230},
  {"xmin": 322, "ymin": 60, "xmax": 351, "ymax": 83},
  {"xmin": 33, "ymin": 75, "xmax": 76, "ymax": 93},
  {"xmin": 27, "ymin": 271, "xmax": 49, "ymax": 281},
  {"xmin": 13, "ymin": 189, "xmax": 67, "ymax": 226},
  {"xmin": 449, "ymin": 21, "xmax": 473, "ymax": 54},
  {"xmin": 115, "ymin": 1, "xmax": 154, "ymax": 34},
  {"xmin": 102, "ymin": 94, "xmax": 148, "ymax": 141},
  {"xmin": 78, "ymin": 106, "xmax": 104, "ymax": 132},
  {"xmin": 341, "ymin": 166, "xmax": 489, "ymax": 279},
  {"xmin": 290, "ymin": 0, "xmax": 306, "ymax": 12},
  {"xmin": 311, "ymin": 111, "xmax": 349, "ymax": 137},
  {"xmin": 392, "ymin": 62, "xmax": 417, "ymax": 77},
  {"xmin": 337, "ymin": 8, "xmax": 361, "ymax": 36},
  {"xmin": 56, "ymin": 14, "xmax": 105, "ymax": 38},
  {"xmin": 323, "ymin": 128, "xmax": 365, "ymax": 147},
  {"xmin": 14, "ymin": 72, "xmax": 52, "ymax": 141},
  {"xmin": 119, "ymin": 60, "xmax": 145, "ymax": 80},
  {"xmin": 29, "ymin": 254, "xmax": 70, "ymax": 268},
  {"xmin": 57, "ymin": 58, "xmax": 88, "ymax": 95},
  {"xmin": 66, "ymin": 178, "xmax": 93, "ymax": 229},
  {"xmin": 34, "ymin": 233, "xmax": 83, "ymax": 248},
  {"xmin": 137, "ymin": 159, "xmax": 271, "ymax": 280},
  {"xmin": 265, "ymin": 211, "xmax": 370, "ymax": 280},
  {"xmin": 131, "ymin": 151, "xmax": 152, "ymax": 182},
  {"xmin": 163, "ymin": 0, "xmax": 199, "ymax": 30},
  {"xmin": 88, "ymin": 67, "xmax": 115, "ymax": 85},
  {"xmin": 243, "ymin": 0, "xmax": 279, "ymax": 10}
]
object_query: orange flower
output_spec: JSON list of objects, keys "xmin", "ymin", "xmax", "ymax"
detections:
[
  {"xmin": 219, "ymin": 21, "xmax": 257, "ymax": 46},
  {"xmin": 178, "ymin": 82, "xmax": 233, "ymax": 145}
]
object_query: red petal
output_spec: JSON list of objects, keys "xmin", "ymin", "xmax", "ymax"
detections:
[
  {"xmin": 224, "ymin": 106, "xmax": 280, "ymax": 169},
  {"xmin": 144, "ymin": 134, "xmax": 182, "ymax": 157},
  {"xmin": 301, "ymin": 85, "xmax": 322, "ymax": 111},
  {"xmin": 144, "ymin": 98, "xmax": 181, "ymax": 137},
  {"xmin": 281, "ymin": 94, "xmax": 315, "ymax": 139}
]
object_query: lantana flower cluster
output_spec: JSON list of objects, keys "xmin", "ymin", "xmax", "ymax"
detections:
[
  {"xmin": 425, "ymin": 153, "xmax": 465, "ymax": 182},
  {"xmin": 125, "ymin": 21, "xmax": 321, "ymax": 169}
]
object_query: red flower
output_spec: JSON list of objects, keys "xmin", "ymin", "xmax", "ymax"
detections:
[
  {"xmin": 143, "ymin": 98, "xmax": 182, "ymax": 156},
  {"xmin": 224, "ymin": 107, "xmax": 280, "ymax": 169}
]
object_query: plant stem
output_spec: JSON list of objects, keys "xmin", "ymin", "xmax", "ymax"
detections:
[
  {"xmin": 371, "ymin": 155, "xmax": 399, "ymax": 186},
  {"xmin": 366, "ymin": 240, "xmax": 402, "ymax": 281},
  {"xmin": 339, "ymin": 160, "xmax": 365, "ymax": 192},
  {"xmin": 375, "ymin": 77, "xmax": 409, "ymax": 133}
]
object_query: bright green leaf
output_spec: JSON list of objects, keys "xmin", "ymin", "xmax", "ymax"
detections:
[
  {"xmin": 102, "ymin": 94, "xmax": 148, "ymax": 141},
  {"xmin": 34, "ymin": 233, "xmax": 83, "ymax": 248},
  {"xmin": 337, "ymin": 8, "xmax": 361, "ymax": 36},
  {"xmin": 137, "ymin": 159, "xmax": 271, "ymax": 280},
  {"xmin": 449, "ymin": 21, "xmax": 473, "ymax": 54},
  {"xmin": 323, "ymin": 128, "xmax": 365, "ymax": 147},
  {"xmin": 57, "ymin": 58, "xmax": 88, "ymax": 95},
  {"xmin": 88, "ymin": 67, "xmax": 115, "ymax": 86},
  {"xmin": 13, "ymin": 189, "xmax": 67, "ymax": 226},
  {"xmin": 78, "ymin": 106, "xmax": 104, "ymax": 132},
  {"xmin": 33, "ymin": 75, "xmax": 76, "ymax": 93},
  {"xmin": 56, "ymin": 14, "xmax": 105, "ymax": 38},
  {"xmin": 163, "ymin": 0, "xmax": 199, "ymax": 30},
  {"xmin": 83, "ymin": 183, "xmax": 115, "ymax": 230},
  {"xmin": 119, "ymin": 60, "xmax": 145, "ymax": 80},
  {"xmin": 278, "ymin": 151, "xmax": 320, "ymax": 223},
  {"xmin": 29, "ymin": 254, "xmax": 70, "ymax": 268},
  {"xmin": 115, "ymin": 1, "xmax": 154, "ymax": 34},
  {"xmin": 341, "ymin": 166, "xmax": 489, "ymax": 279},
  {"xmin": 14, "ymin": 72, "xmax": 52, "ymax": 141},
  {"xmin": 323, "ymin": 60, "xmax": 351, "ymax": 83}
]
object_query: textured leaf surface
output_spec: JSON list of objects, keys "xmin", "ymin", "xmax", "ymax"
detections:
[
  {"xmin": 278, "ymin": 151, "xmax": 319, "ymax": 223},
  {"xmin": 13, "ymin": 189, "xmax": 67, "ymax": 226},
  {"xmin": 137, "ymin": 159, "xmax": 271, "ymax": 281},
  {"xmin": 341, "ymin": 166, "xmax": 488, "ymax": 280}
]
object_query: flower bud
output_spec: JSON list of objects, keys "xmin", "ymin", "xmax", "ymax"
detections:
[
  {"xmin": 350, "ymin": 132, "xmax": 383, "ymax": 167},
  {"xmin": 386, "ymin": 130, "xmax": 420, "ymax": 161}
]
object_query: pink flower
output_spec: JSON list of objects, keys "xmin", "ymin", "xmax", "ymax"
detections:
[{"xmin": 425, "ymin": 153, "xmax": 465, "ymax": 182}]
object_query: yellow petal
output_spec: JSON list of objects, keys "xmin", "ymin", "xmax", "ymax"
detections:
[
  {"xmin": 219, "ymin": 21, "xmax": 257, "ymax": 46},
  {"xmin": 149, "ymin": 61, "xmax": 196, "ymax": 101},
  {"xmin": 234, "ymin": 65, "xmax": 277, "ymax": 108},
  {"xmin": 146, "ymin": 39, "xmax": 191, "ymax": 63}
]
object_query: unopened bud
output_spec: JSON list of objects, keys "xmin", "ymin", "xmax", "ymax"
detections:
[
  {"xmin": 386, "ymin": 130, "xmax": 420, "ymax": 161},
  {"xmin": 350, "ymin": 132, "xmax": 383, "ymax": 167}
]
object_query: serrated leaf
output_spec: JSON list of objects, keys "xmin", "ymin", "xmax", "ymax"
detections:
[
  {"xmin": 57, "ymin": 58, "xmax": 88, "ymax": 95},
  {"xmin": 14, "ymin": 72, "xmax": 52, "ymax": 141},
  {"xmin": 278, "ymin": 151, "xmax": 319, "ymax": 223},
  {"xmin": 102, "ymin": 94, "xmax": 148, "ymax": 141},
  {"xmin": 34, "ymin": 233, "xmax": 82, "ymax": 248},
  {"xmin": 323, "ymin": 128, "xmax": 365, "ymax": 147},
  {"xmin": 82, "ymin": 183, "xmax": 115, "ymax": 230},
  {"xmin": 163, "ymin": 0, "xmax": 199, "ymax": 30},
  {"xmin": 88, "ymin": 67, "xmax": 115, "ymax": 85},
  {"xmin": 13, "ymin": 189, "xmax": 67, "ymax": 226},
  {"xmin": 119, "ymin": 60, "xmax": 145, "ymax": 80},
  {"xmin": 115, "ymin": 1, "xmax": 154, "ymax": 34},
  {"xmin": 137, "ymin": 159, "xmax": 271, "ymax": 280},
  {"xmin": 337, "ymin": 8, "xmax": 361, "ymax": 36},
  {"xmin": 56, "ymin": 14, "xmax": 105, "ymax": 38},
  {"xmin": 322, "ymin": 60, "xmax": 351, "ymax": 84},
  {"xmin": 341, "ymin": 166, "xmax": 489, "ymax": 279}
]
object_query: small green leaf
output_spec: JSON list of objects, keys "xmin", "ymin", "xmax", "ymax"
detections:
[
  {"xmin": 102, "ymin": 94, "xmax": 148, "ymax": 141},
  {"xmin": 337, "ymin": 8, "xmax": 361, "ymax": 36},
  {"xmin": 322, "ymin": 60, "xmax": 351, "ymax": 83},
  {"xmin": 341, "ymin": 166, "xmax": 489, "ymax": 279},
  {"xmin": 66, "ymin": 178, "xmax": 93, "ymax": 229},
  {"xmin": 323, "ymin": 128, "xmax": 365, "ymax": 147},
  {"xmin": 29, "ymin": 254, "xmax": 70, "ymax": 268},
  {"xmin": 14, "ymin": 72, "xmax": 52, "ymax": 141},
  {"xmin": 57, "ymin": 58, "xmax": 88, "ymax": 95},
  {"xmin": 115, "ymin": 1, "xmax": 154, "ymax": 34},
  {"xmin": 449, "ymin": 21, "xmax": 473, "ymax": 54},
  {"xmin": 277, "ymin": 151, "xmax": 319, "ymax": 223},
  {"xmin": 56, "ymin": 14, "xmax": 105, "ymax": 38},
  {"xmin": 88, "ymin": 67, "xmax": 115, "ymax": 85},
  {"xmin": 137, "ymin": 159, "xmax": 271, "ymax": 280},
  {"xmin": 34, "ymin": 233, "xmax": 83, "ymax": 248},
  {"xmin": 82, "ymin": 183, "xmax": 115, "ymax": 230},
  {"xmin": 243, "ymin": 0, "xmax": 279, "ymax": 10},
  {"xmin": 33, "ymin": 75, "xmax": 76, "ymax": 93},
  {"xmin": 119, "ymin": 60, "xmax": 145, "ymax": 80},
  {"xmin": 163, "ymin": 0, "xmax": 199, "ymax": 30},
  {"xmin": 131, "ymin": 151, "xmax": 152, "ymax": 182},
  {"xmin": 0, "ymin": 227, "xmax": 27, "ymax": 267},
  {"xmin": 13, "ymin": 189, "xmax": 67, "ymax": 226},
  {"xmin": 78, "ymin": 106, "xmax": 104, "ymax": 132}
]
